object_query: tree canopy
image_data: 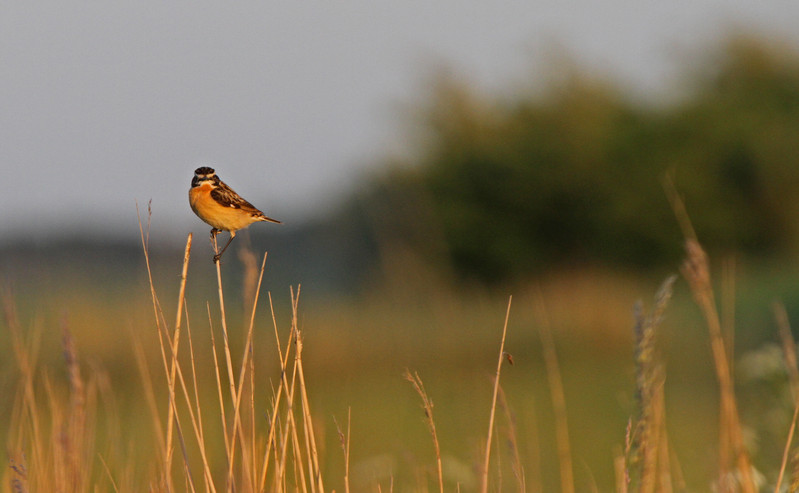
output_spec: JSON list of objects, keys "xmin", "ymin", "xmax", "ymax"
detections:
[{"xmin": 360, "ymin": 36, "xmax": 799, "ymax": 284}]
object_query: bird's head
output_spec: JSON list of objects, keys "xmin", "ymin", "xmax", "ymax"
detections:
[{"xmin": 192, "ymin": 167, "xmax": 217, "ymax": 188}]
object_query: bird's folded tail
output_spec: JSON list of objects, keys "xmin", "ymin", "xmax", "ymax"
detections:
[{"xmin": 257, "ymin": 213, "xmax": 282, "ymax": 224}]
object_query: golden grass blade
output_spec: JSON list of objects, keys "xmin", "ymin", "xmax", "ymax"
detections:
[
  {"xmin": 249, "ymin": 326, "xmax": 257, "ymax": 491},
  {"xmin": 184, "ymin": 306, "xmax": 216, "ymax": 493},
  {"xmin": 165, "ymin": 233, "xmax": 193, "ymax": 486},
  {"xmin": 661, "ymin": 173, "xmax": 697, "ymax": 242},
  {"xmin": 2, "ymin": 290, "xmax": 45, "ymax": 479},
  {"xmin": 239, "ymin": 240, "xmax": 259, "ymax": 322},
  {"xmin": 99, "ymin": 454, "xmax": 121, "ymax": 493},
  {"xmin": 131, "ymin": 335, "xmax": 167, "ymax": 469},
  {"xmin": 615, "ymin": 448, "xmax": 628, "ymax": 493},
  {"xmin": 276, "ymin": 334, "xmax": 302, "ymax": 490},
  {"xmin": 534, "ymin": 291, "xmax": 575, "ymax": 493},
  {"xmin": 776, "ymin": 402, "xmax": 799, "ymax": 493},
  {"xmin": 497, "ymin": 384, "xmax": 525, "ymax": 493},
  {"xmin": 774, "ymin": 302, "xmax": 799, "ymax": 492},
  {"xmin": 44, "ymin": 374, "xmax": 64, "ymax": 488},
  {"xmin": 94, "ymin": 360, "xmax": 123, "ymax": 486},
  {"xmin": 259, "ymin": 292, "xmax": 297, "ymax": 491},
  {"xmin": 334, "ymin": 407, "xmax": 352, "ymax": 493},
  {"xmin": 160, "ymin": 331, "xmax": 199, "ymax": 492},
  {"xmin": 480, "ymin": 296, "xmax": 513, "ymax": 493},
  {"xmin": 212, "ymin": 235, "xmax": 237, "ymax": 415},
  {"xmin": 282, "ymin": 286, "xmax": 312, "ymax": 493},
  {"xmin": 161, "ymin": 305, "xmax": 218, "ymax": 492},
  {"xmin": 226, "ymin": 252, "xmax": 268, "ymax": 490},
  {"xmin": 774, "ymin": 302, "xmax": 799, "ymax": 402},
  {"xmin": 682, "ymin": 239, "xmax": 755, "ymax": 493},
  {"xmin": 60, "ymin": 319, "xmax": 88, "ymax": 492},
  {"xmin": 136, "ymin": 200, "xmax": 161, "ymax": 332},
  {"xmin": 290, "ymin": 392, "xmax": 311, "ymax": 493},
  {"xmin": 175, "ymin": 233, "xmax": 192, "ymax": 332},
  {"xmin": 137, "ymin": 211, "xmax": 209, "ymax": 491},
  {"xmin": 292, "ymin": 286, "xmax": 325, "ymax": 493},
  {"xmin": 212, "ymin": 242, "xmax": 252, "ymax": 491},
  {"xmin": 522, "ymin": 394, "xmax": 543, "ymax": 493},
  {"xmin": 404, "ymin": 369, "xmax": 444, "ymax": 493},
  {"xmin": 657, "ymin": 391, "xmax": 675, "ymax": 493},
  {"xmin": 153, "ymin": 294, "xmax": 224, "ymax": 491},
  {"xmin": 665, "ymin": 181, "xmax": 756, "ymax": 493},
  {"xmin": 137, "ymin": 200, "xmax": 177, "ymax": 492},
  {"xmin": 630, "ymin": 276, "xmax": 676, "ymax": 493},
  {"xmin": 721, "ymin": 257, "xmax": 736, "ymax": 380},
  {"xmin": 244, "ymin": 257, "xmax": 260, "ymax": 487},
  {"xmin": 208, "ymin": 302, "xmax": 232, "ymax": 469},
  {"xmin": 346, "ymin": 407, "xmax": 352, "ymax": 493}
]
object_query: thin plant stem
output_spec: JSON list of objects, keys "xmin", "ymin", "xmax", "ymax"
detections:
[
  {"xmin": 776, "ymin": 402, "xmax": 799, "ymax": 493},
  {"xmin": 165, "ymin": 233, "xmax": 192, "ymax": 486},
  {"xmin": 259, "ymin": 292, "xmax": 296, "ymax": 491},
  {"xmin": 535, "ymin": 291, "xmax": 575, "ymax": 493},
  {"xmin": 208, "ymin": 303, "xmax": 232, "ymax": 469},
  {"xmin": 404, "ymin": 370, "xmax": 444, "ymax": 493},
  {"xmin": 666, "ymin": 179, "xmax": 756, "ymax": 493},
  {"xmin": 292, "ymin": 285, "xmax": 324, "ymax": 493},
  {"xmin": 480, "ymin": 296, "xmax": 512, "ymax": 493},
  {"xmin": 227, "ymin": 252, "xmax": 268, "ymax": 490},
  {"xmin": 212, "ymin": 236, "xmax": 249, "ymax": 491}
]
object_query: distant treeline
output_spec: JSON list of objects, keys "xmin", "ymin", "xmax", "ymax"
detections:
[
  {"xmin": 13, "ymin": 36, "xmax": 796, "ymax": 293},
  {"xmin": 348, "ymin": 35, "xmax": 799, "ymax": 284}
]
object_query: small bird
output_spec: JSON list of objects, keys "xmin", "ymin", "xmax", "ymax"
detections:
[{"xmin": 189, "ymin": 166, "xmax": 281, "ymax": 262}]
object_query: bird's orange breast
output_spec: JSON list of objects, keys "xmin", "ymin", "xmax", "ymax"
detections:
[
  {"xmin": 189, "ymin": 184, "xmax": 259, "ymax": 232},
  {"xmin": 189, "ymin": 184, "xmax": 213, "ymax": 216}
]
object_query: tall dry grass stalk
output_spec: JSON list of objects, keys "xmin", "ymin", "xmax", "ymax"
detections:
[
  {"xmin": 665, "ymin": 178, "xmax": 756, "ymax": 492},
  {"xmin": 3, "ymin": 290, "xmax": 100, "ymax": 492},
  {"xmin": 11, "ymin": 197, "xmax": 799, "ymax": 491},
  {"xmin": 682, "ymin": 239, "xmax": 755, "ymax": 493},
  {"xmin": 625, "ymin": 275, "xmax": 676, "ymax": 493},
  {"xmin": 534, "ymin": 292, "xmax": 575, "ymax": 493},
  {"xmin": 775, "ymin": 403, "xmax": 799, "ymax": 493},
  {"xmin": 480, "ymin": 296, "xmax": 513, "ymax": 493},
  {"xmin": 773, "ymin": 302, "xmax": 799, "ymax": 492},
  {"xmin": 497, "ymin": 384, "xmax": 526, "ymax": 493},
  {"xmin": 775, "ymin": 302, "xmax": 799, "ymax": 403},
  {"xmin": 134, "ymin": 203, "xmax": 324, "ymax": 492},
  {"xmin": 404, "ymin": 369, "xmax": 444, "ymax": 493},
  {"xmin": 164, "ymin": 229, "xmax": 192, "ymax": 488},
  {"xmin": 334, "ymin": 408, "xmax": 352, "ymax": 493},
  {"xmin": 58, "ymin": 318, "xmax": 93, "ymax": 492}
]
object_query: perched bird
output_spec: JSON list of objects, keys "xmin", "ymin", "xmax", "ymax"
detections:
[{"xmin": 189, "ymin": 166, "xmax": 281, "ymax": 262}]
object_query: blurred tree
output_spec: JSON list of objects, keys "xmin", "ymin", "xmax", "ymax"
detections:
[{"xmin": 362, "ymin": 35, "xmax": 799, "ymax": 284}]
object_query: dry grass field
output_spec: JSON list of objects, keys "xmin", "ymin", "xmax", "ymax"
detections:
[{"xmin": 3, "ymin": 209, "xmax": 799, "ymax": 492}]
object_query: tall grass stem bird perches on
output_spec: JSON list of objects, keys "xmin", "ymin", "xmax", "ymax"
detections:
[{"xmin": 189, "ymin": 167, "xmax": 281, "ymax": 262}]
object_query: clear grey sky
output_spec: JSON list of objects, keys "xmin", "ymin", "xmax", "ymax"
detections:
[{"xmin": 2, "ymin": 2, "xmax": 798, "ymax": 244}]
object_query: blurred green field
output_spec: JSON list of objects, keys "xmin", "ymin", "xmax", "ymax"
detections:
[{"xmin": 3, "ymin": 238, "xmax": 799, "ymax": 492}]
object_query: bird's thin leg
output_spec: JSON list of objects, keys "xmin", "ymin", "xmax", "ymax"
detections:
[
  {"xmin": 210, "ymin": 228, "xmax": 221, "ymax": 254},
  {"xmin": 213, "ymin": 231, "xmax": 236, "ymax": 263}
]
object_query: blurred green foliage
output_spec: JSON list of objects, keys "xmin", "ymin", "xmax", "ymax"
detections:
[{"xmin": 364, "ymin": 36, "xmax": 799, "ymax": 284}]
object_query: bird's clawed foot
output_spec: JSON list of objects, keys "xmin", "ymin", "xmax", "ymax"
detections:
[
  {"xmin": 210, "ymin": 228, "xmax": 221, "ymax": 263},
  {"xmin": 209, "ymin": 228, "xmax": 235, "ymax": 263}
]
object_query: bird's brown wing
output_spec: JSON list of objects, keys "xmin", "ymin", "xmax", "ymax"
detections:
[
  {"xmin": 211, "ymin": 181, "xmax": 261, "ymax": 213},
  {"xmin": 212, "ymin": 178, "xmax": 281, "ymax": 223}
]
